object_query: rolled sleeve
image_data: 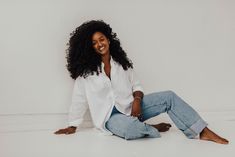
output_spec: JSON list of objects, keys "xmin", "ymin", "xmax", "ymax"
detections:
[{"xmin": 128, "ymin": 68, "xmax": 144, "ymax": 93}]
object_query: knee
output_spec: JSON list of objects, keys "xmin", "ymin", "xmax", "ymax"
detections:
[
  {"xmin": 164, "ymin": 90, "xmax": 177, "ymax": 100},
  {"xmin": 163, "ymin": 90, "xmax": 177, "ymax": 109},
  {"xmin": 165, "ymin": 90, "xmax": 176, "ymax": 96}
]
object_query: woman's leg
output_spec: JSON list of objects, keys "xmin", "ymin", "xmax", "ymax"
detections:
[
  {"xmin": 141, "ymin": 90, "xmax": 229, "ymax": 144},
  {"xmin": 105, "ymin": 107, "xmax": 161, "ymax": 140},
  {"xmin": 140, "ymin": 90, "xmax": 207, "ymax": 139}
]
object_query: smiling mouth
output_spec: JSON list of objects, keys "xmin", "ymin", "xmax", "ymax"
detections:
[{"xmin": 99, "ymin": 46, "xmax": 105, "ymax": 52}]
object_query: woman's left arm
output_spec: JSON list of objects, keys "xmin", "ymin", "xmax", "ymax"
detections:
[
  {"xmin": 131, "ymin": 91, "xmax": 144, "ymax": 120},
  {"xmin": 128, "ymin": 68, "xmax": 144, "ymax": 119}
]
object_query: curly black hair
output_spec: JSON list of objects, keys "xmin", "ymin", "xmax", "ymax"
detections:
[{"xmin": 66, "ymin": 20, "xmax": 133, "ymax": 79}]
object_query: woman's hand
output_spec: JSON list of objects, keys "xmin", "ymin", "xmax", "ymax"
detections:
[
  {"xmin": 131, "ymin": 98, "xmax": 142, "ymax": 120},
  {"xmin": 54, "ymin": 126, "xmax": 77, "ymax": 135}
]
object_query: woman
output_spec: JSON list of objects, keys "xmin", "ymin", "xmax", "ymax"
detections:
[{"xmin": 55, "ymin": 20, "xmax": 228, "ymax": 144}]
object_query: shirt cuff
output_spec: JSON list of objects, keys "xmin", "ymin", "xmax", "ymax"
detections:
[
  {"xmin": 69, "ymin": 118, "xmax": 83, "ymax": 127},
  {"xmin": 133, "ymin": 86, "xmax": 144, "ymax": 93}
]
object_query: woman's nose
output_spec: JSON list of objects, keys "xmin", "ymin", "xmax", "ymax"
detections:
[{"xmin": 97, "ymin": 42, "xmax": 102, "ymax": 46}]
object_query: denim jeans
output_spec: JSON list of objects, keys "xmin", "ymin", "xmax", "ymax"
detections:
[{"xmin": 105, "ymin": 90, "xmax": 208, "ymax": 140}]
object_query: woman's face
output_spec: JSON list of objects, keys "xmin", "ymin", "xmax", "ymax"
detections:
[{"xmin": 92, "ymin": 32, "xmax": 110, "ymax": 56}]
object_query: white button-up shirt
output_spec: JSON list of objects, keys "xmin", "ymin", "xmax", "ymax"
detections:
[{"xmin": 68, "ymin": 57, "xmax": 143, "ymax": 133}]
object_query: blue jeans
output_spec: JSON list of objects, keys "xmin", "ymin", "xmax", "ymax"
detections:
[{"xmin": 105, "ymin": 90, "xmax": 208, "ymax": 140}]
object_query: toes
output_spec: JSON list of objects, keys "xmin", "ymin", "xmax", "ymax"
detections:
[
  {"xmin": 167, "ymin": 124, "xmax": 171, "ymax": 128},
  {"xmin": 165, "ymin": 123, "xmax": 171, "ymax": 128}
]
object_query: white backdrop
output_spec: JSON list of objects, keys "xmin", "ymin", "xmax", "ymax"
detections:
[{"xmin": 0, "ymin": 0, "xmax": 234, "ymax": 115}]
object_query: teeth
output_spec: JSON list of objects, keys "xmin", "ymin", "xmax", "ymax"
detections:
[{"xmin": 99, "ymin": 47, "xmax": 104, "ymax": 51}]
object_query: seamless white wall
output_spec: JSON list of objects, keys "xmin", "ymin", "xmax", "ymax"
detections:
[{"xmin": 0, "ymin": 0, "xmax": 234, "ymax": 115}]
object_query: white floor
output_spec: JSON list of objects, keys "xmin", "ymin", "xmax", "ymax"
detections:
[{"xmin": 1, "ymin": 111, "xmax": 235, "ymax": 157}]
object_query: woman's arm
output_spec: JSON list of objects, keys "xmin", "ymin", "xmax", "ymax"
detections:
[
  {"xmin": 128, "ymin": 68, "xmax": 144, "ymax": 119},
  {"xmin": 54, "ymin": 77, "xmax": 88, "ymax": 135},
  {"xmin": 131, "ymin": 91, "xmax": 144, "ymax": 120}
]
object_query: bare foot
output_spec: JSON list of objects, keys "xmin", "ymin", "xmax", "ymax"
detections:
[
  {"xmin": 152, "ymin": 123, "xmax": 172, "ymax": 132},
  {"xmin": 200, "ymin": 127, "xmax": 229, "ymax": 144}
]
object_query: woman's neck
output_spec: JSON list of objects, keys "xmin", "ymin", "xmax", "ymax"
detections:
[{"xmin": 101, "ymin": 54, "xmax": 111, "ymax": 66}]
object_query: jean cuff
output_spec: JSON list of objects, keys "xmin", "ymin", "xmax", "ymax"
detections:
[
  {"xmin": 184, "ymin": 119, "xmax": 208, "ymax": 139},
  {"xmin": 147, "ymin": 125, "xmax": 161, "ymax": 138}
]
